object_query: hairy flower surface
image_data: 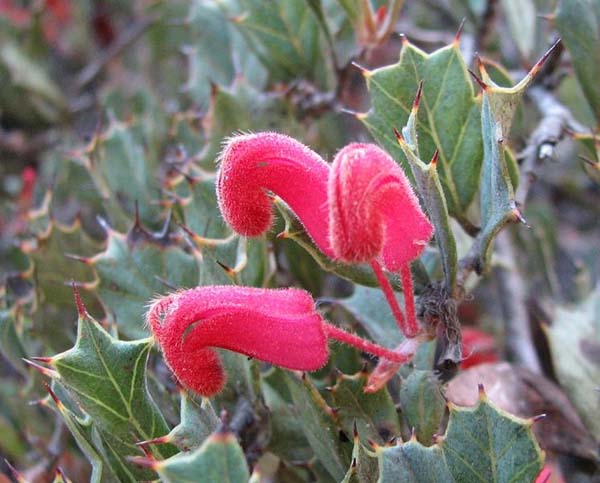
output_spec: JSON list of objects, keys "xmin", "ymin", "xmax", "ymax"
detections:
[
  {"xmin": 147, "ymin": 286, "xmax": 410, "ymax": 396},
  {"xmin": 217, "ymin": 132, "xmax": 333, "ymax": 257},
  {"xmin": 329, "ymin": 143, "xmax": 433, "ymax": 271}
]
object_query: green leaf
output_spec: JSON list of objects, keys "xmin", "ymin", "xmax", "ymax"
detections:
[
  {"xmin": 377, "ymin": 393, "xmax": 544, "ymax": 482},
  {"xmin": 341, "ymin": 429, "xmax": 379, "ymax": 483},
  {"xmin": 276, "ymin": 202, "xmax": 424, "ymax": 291},
  {"xmin": 168, "ymin": 392, "xmax": 219, "ymax": 451},
  {"xmin": 546, "ymin": 290, "xmax": 600, "ymax": 435},
  {"xmin": 398, "ymin": 370, "xmax": 446, "ymax": 444},
  {"xmin": 82, "ymin": 119, "xmax": 163, "ymax": 230},
  {"xmin": 397, "ymin": 111, "xmax": 458, "ymax": 293},
  {"xmin": 555, "ymin": 0, "xmax": 600, "ymax": 122},
  {"xmin": 154, "ymin": 429, "xmax": 250, "ymax": 483},
  {"xmin": 337, "ymin": 286, "xmax": 404, "ymax": 349},
  {"xmin": 284, "ymin": 372, "xmax": 351, "ymax": 481},
  {"xmin": 262, "ymin": 368, "xmax": 313, "ymax": 461},
  {"xmin": 22, "ymin": 217, "xmax": 101, "ymax": 310},
  {"xmin": 0, "ymin": 42, "xmax": 67, "ymax": 125},
  {"xmin": 232, "ymin": 0, "xmax": 333, "ymax": 87},
  {"xmin": 477, "ymin": 93, "xmax": 518, "ymax": 271},
  {"xmin": 181, "ymin": 1, "xmax": 235, "ymax": 106},
  {"xmin": 362, "ymin": 39, "xmax": 483, "ymax": 218},
  {"xmin": 331, "ymin": 370, "xmax": 401, "ymax": 445},
  {"xmin": 500, "ymin": 0, "xmax": 536, "ymax": 58},
  {"xmin": 92, "ymin": 226, "xmax": 203, "ymax": 339},
  {"xmin": 0, "ymin": 308, "xmax": 28, "ymax": 377},
  {"xmin": 46, "ymin": 383, "xmax": 120, "ymax": 483},
  {"xmin": 378, "ymin": 439, "xmax": 452, "ymax": 482},
  {"xmin": 48, "ymin": 308, "xmax": 176, "ymax": 479}
]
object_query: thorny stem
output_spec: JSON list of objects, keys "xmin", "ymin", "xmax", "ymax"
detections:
[{"xmin": 370, "ymin": 260, "xmax": 408, "ymax": 336}]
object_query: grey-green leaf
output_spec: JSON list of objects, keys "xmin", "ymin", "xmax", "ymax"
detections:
[
  {"xmin": 555, "ymin": 0, "xmax": 600, "ymax": 121},
  {"xmin": 362, "ymin": 40, "xmax": 483, "ymax": 218}
]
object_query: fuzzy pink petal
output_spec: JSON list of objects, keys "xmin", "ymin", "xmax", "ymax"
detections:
[
  {"xmin": 147, "ymin": 286, "xmax": 329, "ymax": 396},
  {"xmin": 328, "ymin": 143, "xmax": 433, "ymax": 271},
  {"xmin": 217, "ymin": 132, "xmax": 333, "ymax": 257}
]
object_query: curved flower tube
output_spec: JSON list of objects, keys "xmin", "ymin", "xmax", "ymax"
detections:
[
  {"xmin": 329, "ymin": 143, "xmax": 433, "ymax": 337},
  {"xmin": 147, "ymin": 286, "xmax": 412, "ymax": 397},
  {"xmin": 217, "ymin": 132, "xmax": 334, "ymax": 257}
]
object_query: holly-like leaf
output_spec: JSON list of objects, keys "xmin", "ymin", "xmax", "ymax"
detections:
[
  {"xmin": 45, "ymin": 383, "xmax": 120, "ymax": 483},
  {"xmin": 341, "ymin": 427, "xmax": 379, "ymax": 483},
  {"xmin": 477, "ymin": 93, "xmax": 518, "ymax": 271},
  {"xmin": 546, "ymin": 290, "xmax": 600, "ymax": 435},
  {"xmin": 377, "ymin": 389, "xmax": 544, "ymax": 482},
  {"xmin": 231, "ymin": 0, "xmax": 333, "ymax": 88},
  {"xmin": 90, "ymin": 224, "xmax": 203, "ymax": 339},
  {"xmin": 261, "ymin": 368, "xmax": 313, "ymax": 462},
  {"xmin": 181, "ymin": 1, "xmax": 235, "ymax": 106},
  {"xmin": 151, "ymin": 428, "xmax": 250, "ymax": 483},
  {"xmin": 396, "ymin": 102, "xmax": 458, "ymax": 292},
  {"xmin": 555, "ymin": 0, "xmax": 600, "ymax": 122},
  {"xmin": 75, "ymin": 119, "xmax": 163, "ymax": 230},
  {"xmin": 166, "ymin": 392, "xmax": 219, "ymax": 451},
  {"xmin": 398, "ymin": 370, "xmax": 446, "ymax": 444},
  {"xmin": 44, "ymin": 305, "xmax": 176, "ymax": 480},
  {"xmin": 284, "ymin": 372, "xmax": 351, "ymax": 481},
  {"xmin": 331, "ymin": 369, "xmax": 401, "ymax": 445},
  {"xmin": 362, "ymin": 38, "xmax": 482, "ymax": 218}
]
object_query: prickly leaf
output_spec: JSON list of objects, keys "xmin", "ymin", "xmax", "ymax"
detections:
[
  {"xmin": 154, "ymin": 429, "xmax": 250, "ymax": 483},
  {"xmin": 377, "ymin": 392, "xmax": 543, "ymax": 482},
  {"xmin": 48, "ymin": 308, "xmax": 176, "ymax": 479},
  {"xmin": 284, "ymin": 372, "xmax": 351, "ymax": 481},
  {"xmin": 331, "ymin": 369, "xmax": 400, "ymax": 445},
  {"xmin": 362, "ymin": 39, "xmax": 482, "ymax": 217},
  {"xmin": 478, "ymin": 93, "xmax": 517, "ymax": 271},
  {"xmin": 399, "ymin": 370, "xmax": 445, "ymax": 444}
]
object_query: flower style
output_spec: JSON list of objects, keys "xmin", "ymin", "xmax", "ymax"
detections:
[{"xmin": 147, "ymin": 286, "xmax": 412, "ymax": 397}]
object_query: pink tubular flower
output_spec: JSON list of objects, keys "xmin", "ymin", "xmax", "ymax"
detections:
[
  {"xmin": 147, "ymin": 286, "xmax": 412, "ymax": 397},
  {"xmin": 329, "ymin": 143, "xmax": 433, "ymax": 271},
  {"xmin": 329, "ymin": 143, "xmax": 433, "ymax": 338},
  {"xmin": 217, "ymin": 132, "xmax": 334, "ymax": 257}
]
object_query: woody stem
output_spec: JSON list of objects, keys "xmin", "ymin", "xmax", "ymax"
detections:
[{"xmin": 323, "ymin": 323, "xmax": 412, "ymax": 363}]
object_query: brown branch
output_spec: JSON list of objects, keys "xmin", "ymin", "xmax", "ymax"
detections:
[
  {"xmin": 76, "ymin": 14, "xmax": 159, "ymax": 89},
  {"xmin": 515, "ymin": 86, "xmax": 590, "ymax": 208},
  {"xmin": 495, "ymin": 232, "xmax": 542, "ymax": 372}
]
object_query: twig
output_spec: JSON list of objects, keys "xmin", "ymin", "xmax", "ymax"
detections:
[
  {"xmin": 515, "ymin": 86, "xmax": 590, "ymax": 208},
  {"xmin": 76, "ymin": 15, "xmax": 159, "ymax": 89},
  {"xmin": 495, "ymin": 232, "xmax": 541, "ymax": 372}
]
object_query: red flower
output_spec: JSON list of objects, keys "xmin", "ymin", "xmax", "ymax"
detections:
[
  {"xmin": 217, "ymin": 132, "xmax": 334, "ymax": 257},
  {"xmin": 216, "ymin": 132, "xmax": 434, "ymax": 392},
  {"xmin": 460, "ymin": 327, "xmax": 498, "ymax": 369},
  {"xmin": 147, "ymin": 286, "xmax": 413, "ymax": 397},
  {"xmin": 329, "ymin": 143, "xmax": 433, "ymax": 338}
]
